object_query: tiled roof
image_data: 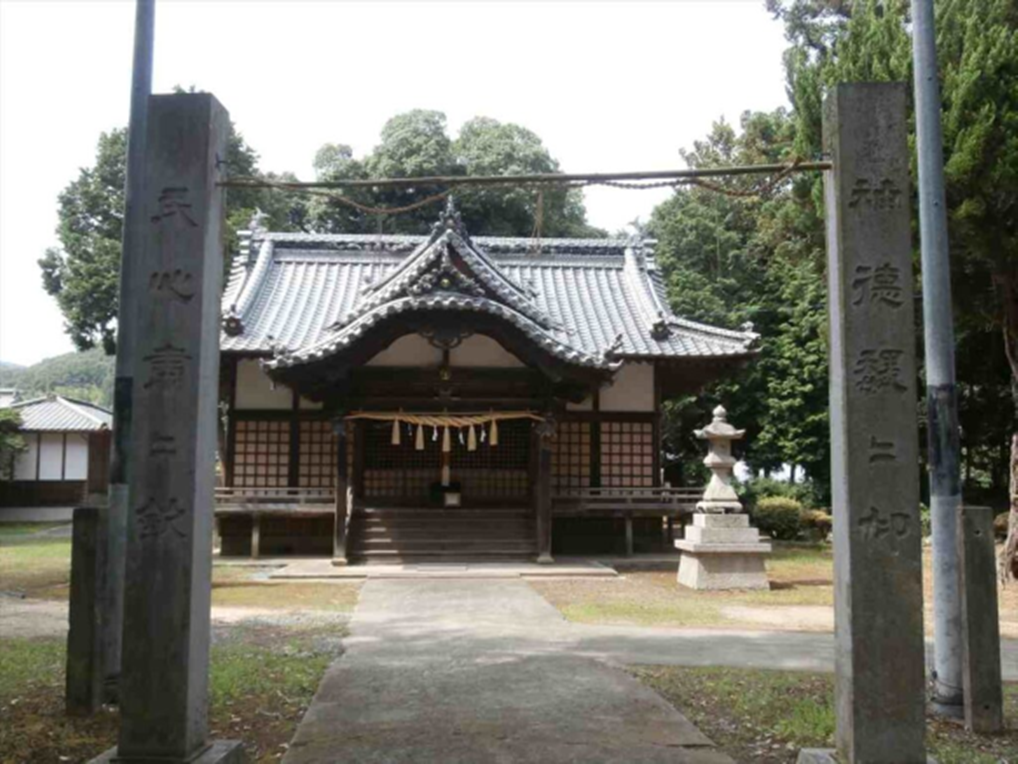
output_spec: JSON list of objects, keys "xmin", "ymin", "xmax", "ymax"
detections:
[
  {"xmin": 10, "ymin": 395, "xmax": 112, "ymax": 432},
  {"xmin": 222, "ymin": 205, "xmax": 758, "ymax": 370}
]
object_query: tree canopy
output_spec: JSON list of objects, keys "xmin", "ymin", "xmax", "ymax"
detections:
[
  {"xmin": 655, "ymin": 0, "xmax": 1017, "ymax": 512},
  {"xmin": 39, "ymin": 121, "xmax": 305, "ymax": 353},
  {"xmin": 307, "ymin": 110, "xmax": 602, "ymax": 238},
  {"xmin": 40, "ymin": 109, "xmax": 600, "ymax": 354}
]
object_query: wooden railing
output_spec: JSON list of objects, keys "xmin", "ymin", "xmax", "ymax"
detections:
[
  {"xmin": 551, "ymin": 486, "xmax": 703, "ymax": 517},
  {"xmin": 214, "ymin": 487, "xmax": 335, "ymax": 514}
]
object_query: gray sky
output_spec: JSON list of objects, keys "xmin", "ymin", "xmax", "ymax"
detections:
[{"xmin": 0, "ymin": 0, "xmax": 789, "ymax": 367}]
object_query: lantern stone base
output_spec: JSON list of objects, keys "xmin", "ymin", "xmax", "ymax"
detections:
[{"xmin": 675, "ymin": 514, "xmax": 772, "ymax": 590}]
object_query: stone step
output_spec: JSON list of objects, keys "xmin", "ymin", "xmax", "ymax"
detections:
[
  {"xmin": 356, "ymin": 536, "xmax": 536, "ymax": 548},
  {"xmin": 350, "ymin": 549, "xmax": 538, "ymax": 564}
]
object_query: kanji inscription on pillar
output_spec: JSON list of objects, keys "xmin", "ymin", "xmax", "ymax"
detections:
[
  {"xmin": 824, "ymin": 83, "xmax": 926, "ymax": 762},
  {"xmin": 117, "ymin": 93, "xmax": 230, "ymax": 762}
]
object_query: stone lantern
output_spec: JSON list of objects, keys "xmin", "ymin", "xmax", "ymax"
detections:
[
  {"xmin": 675, "ymin": 405, "xmax": 772, "ymax": 590},
  {"xmin": 694, "ymin": 405, "xmax": 745, "ymax": 514}
]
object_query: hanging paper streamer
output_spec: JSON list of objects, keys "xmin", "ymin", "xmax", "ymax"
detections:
[
  {"xmin": 490, "ymin": 418, "xmax": 499, "ymax": 447},
  {"xmin": 442, "ymin": 426, "xmax": 451, "ymax": 453},
  {"xmin": 458, "ymin": 429, "xmax": 465, "ymax": 446},
  {"xmin": 415, "ymin": 424, "xmax": 425, "ymax": 451},
  {"xmin": 467, "ymin": 425, "xmax": 477, "ymax": 451},
  {"xmin": 432, "ymin": 426, "xmax": 439, "ymax": 442},
  {"xmin": 391, "ymin": 418, "xmax": 401, "ymax": 446}
]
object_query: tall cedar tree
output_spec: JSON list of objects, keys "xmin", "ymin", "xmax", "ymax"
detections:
[
  {"xmin": 769, "ymin": 0, "xmax": 1018, "ymax": 574},
  {"xmin": 651, "ymin": 110, "xmax": 829, "ymax": 498}
]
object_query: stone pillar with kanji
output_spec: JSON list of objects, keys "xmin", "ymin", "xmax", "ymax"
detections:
[
  {"xmin": 675, "ymin": 406, "xmax": 771, "ymax": 590},
  {"xmin": 93, "ymin": 93, "xmax": 243, "ymax": 764}
]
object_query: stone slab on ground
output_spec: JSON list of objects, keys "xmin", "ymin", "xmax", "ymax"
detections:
[
  {"xmin": 267, "ymin": 559, "xmax": 617, "ymax": 580},
  {"xmin": 283, "ymin": 579, "xmax": 733, "ymax": 764}
]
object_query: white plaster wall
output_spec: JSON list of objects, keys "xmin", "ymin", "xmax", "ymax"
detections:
[
  {"xmin": 235, "ymin": 359, "xmax": 293, "ymax": 410},
  {"xmin": 64, "ymin": 435, "xmax": 89, "ymax": 480},
  {"xmin": 13, "ymin": 433, "xmax": 38, "ymax": 480},
  {"xmin": 450, "ymin": 335, "xmax": 524, "ymax": 368},
  {"xmin": 366, "ymin": 334, "xmax": 442, "ymax": 367},
  {"xmin": 566, "ymin": 397, "xmax": 594, "ymax": 411},
  {"xmin": 299, "ymin": 397, "xmax": 323, "ymax": 411},
  {"xmin": 600, "ymin": 363, "xmax": 656, "ymax": 412},
  {"xmin": 38, "ymin": 433, "xmax": 64, "ymax": 480}
]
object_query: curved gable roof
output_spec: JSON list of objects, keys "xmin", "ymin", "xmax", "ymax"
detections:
[{"xmin": 222, "ymin": 203, "xmax": 758, "ymax": 370}]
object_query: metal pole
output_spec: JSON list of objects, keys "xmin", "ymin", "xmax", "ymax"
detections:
[
  {"xmin": 911, "ymin": 0, "xmax": 964, "ymax": 717},
  {"xmin": 103, "ymin": 0, "xmax": 154, "ymax": 699}
]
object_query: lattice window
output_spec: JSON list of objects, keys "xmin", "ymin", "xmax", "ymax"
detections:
[
  {"xmin": 233, "ymin": 419, "xmax": 290, "ymax": 488},
  {"xmin": 551, "ymin": 421, "xmax": 591, "ymax": 490},
  {"xmin": 600, "ymin": 420, "xmax": 655, "ymax": 487},
  {"xmin": 362, "ymin": 421, "xmax": 441, "ymax": 500},
  {"xmin": 298, "ymin": 420, "xmax": 336, "ymax": 488}
]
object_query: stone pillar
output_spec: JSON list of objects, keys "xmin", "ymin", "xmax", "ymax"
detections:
[
  {"xmin": 535, "ymin": 418, "xmax": 555, "ymax": 563},
  {"xmin": 66, "ymin": 507, "xmax": 104, "ymax": 716},
  {"xmin": 958, "ymin": 506, "xmax": 1003, "ymax": 733},
  {"xmin": 675, "ymin": 407, "xmax": 771, "ymax": 590},
  {"xmin": 332, "ymin": 421, "xmax": 349, "ymax": 566},
  {"xmin": 801, "ymin": 83, "xmax": 926, "ymax": 764},
  {"xmin": 93, "ymin": 93, "xmax": 242, "ymax": 764}
]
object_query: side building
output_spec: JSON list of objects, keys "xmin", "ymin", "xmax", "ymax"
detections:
[
  {"xmin": 215, "ymin": 202, "xmax": 758, "ymax": 561},
  {"xmin": 0, "ymin": 394, "xmax": 112, "ymax": 512}
]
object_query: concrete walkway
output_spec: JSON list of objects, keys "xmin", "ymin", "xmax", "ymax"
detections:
[{"xmin": 283, "ymin": 579, "xmax": 734, "ymax": 763}]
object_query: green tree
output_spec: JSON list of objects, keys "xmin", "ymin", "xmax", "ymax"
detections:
[
  {"xmin": 651, "ymin": 109, "xmax": 830, "ymax": 497},
  {"xmin": 308, "ymin": 110, "xmax": 602, "ymax": 237},
  {"xmin": 0, "ymin": 408, "xmax": 26, "ymax": 481},
  {"xmin": 39, "ymin": 121, "xmax": 306, "ymax": 353},
  {"xmin": 769, "ymin": 0, "xmax": 1018, "ymax": 569}
]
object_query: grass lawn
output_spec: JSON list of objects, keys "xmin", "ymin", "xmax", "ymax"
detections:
[
  {"xmin": 633, "ymin": 665, "xmax": 1018, "ymax": 764},
  {"xmin": 0, "ymin": 623, "xmax": 342, "ymax": 764},
  {"xmin": 533, "ymin": 542, "xmax": 1018, "ymax": 635},
  {"xmin": 0, "ymin": 528, "xmax": 361, "ymax": 612},
  {"xmin": 0, "ymin": 525, "xmax": 73, "ymax": 599}
]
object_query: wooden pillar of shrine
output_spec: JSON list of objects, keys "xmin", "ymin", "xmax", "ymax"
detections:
[
  {"xmin": 333, "ymin": 420, "xmax": 350, "ymax": 566},
  {"xmin": 534, "ymin": 417, "xmax": 555, "ymax": 563}
]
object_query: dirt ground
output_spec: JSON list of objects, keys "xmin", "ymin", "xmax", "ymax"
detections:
[{"xmin": 533, "ymin": 543, "xmax": 1018, "ymax": 637}]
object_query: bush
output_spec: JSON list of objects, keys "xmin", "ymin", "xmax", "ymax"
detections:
[
  {"xmin": 738, "ymin": 477, "xmax": 818, "ymax": 512},
  {"xmin": 801, "ymin": 509, "xmax": 832, "ymax": 540},
  {"xmin": 753, "ymin": 497, "xmax": 804, "ymax": 540},
  {"xmin": 920, "ymin": 504, "xmax": 931, "ymax": 539},
  {"xmin": 994, "ymin": 512, "xmax": 1011, "ymax": 540}
]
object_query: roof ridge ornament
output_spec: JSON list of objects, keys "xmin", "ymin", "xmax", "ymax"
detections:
[{"xmin": 431, "ymin": 195, "xmax": 469, "ymax": 242}]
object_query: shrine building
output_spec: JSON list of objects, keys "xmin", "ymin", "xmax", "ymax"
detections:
[{"xmin": 214, "ymin": 201, "xmax": 757, "ymax": 562}]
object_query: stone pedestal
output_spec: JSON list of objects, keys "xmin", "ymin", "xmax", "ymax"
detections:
[{"xmin": 675, "ymin": 514, "xmax": 771, "ymax": 590}]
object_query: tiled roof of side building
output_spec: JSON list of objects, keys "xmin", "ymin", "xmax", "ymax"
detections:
[
  {"xmin": 222, "ymin": 205, "xmax": 758, "ymax": 368},
  {"xmin": 9, "ymin": 395, "xmax": 112, "ymax": 432}
]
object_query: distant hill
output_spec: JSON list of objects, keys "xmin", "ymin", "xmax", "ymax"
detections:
[{"xmin": 0, "ymin": 349, "xmax": 114, "ymax": 408}]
